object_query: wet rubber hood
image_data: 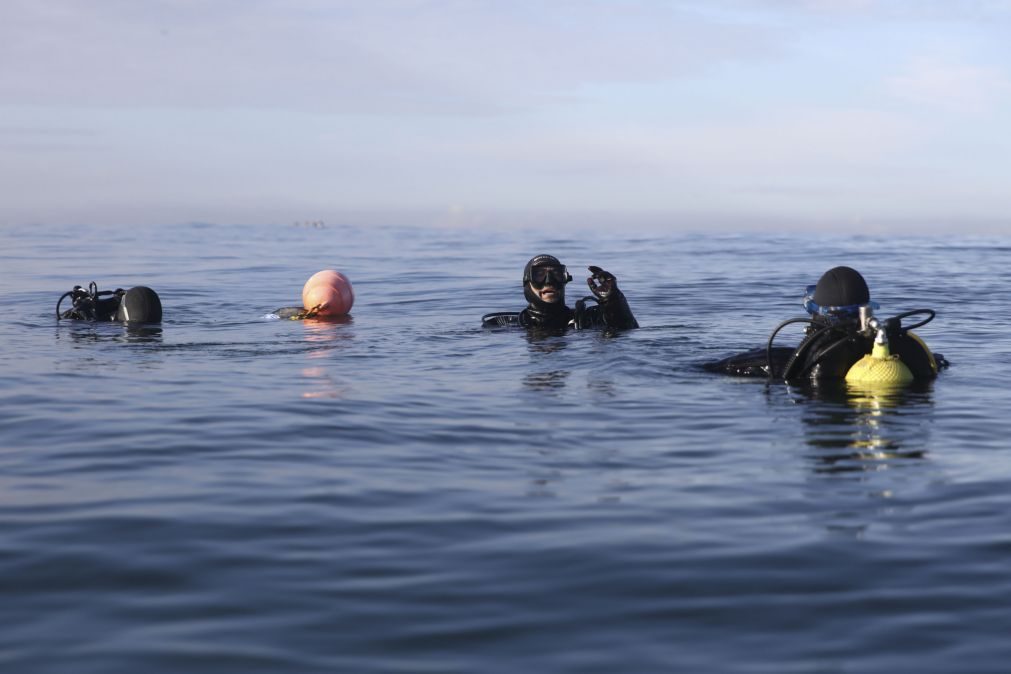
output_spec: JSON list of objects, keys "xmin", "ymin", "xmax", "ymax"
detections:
[{"xmin": 804, "ymin": 266, "xmax": 877, "ymax": 319}]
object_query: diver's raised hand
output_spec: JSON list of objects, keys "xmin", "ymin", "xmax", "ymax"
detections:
[{"xmin": 587, "ymin": 266, "xmax": 618, "ymax": 301}]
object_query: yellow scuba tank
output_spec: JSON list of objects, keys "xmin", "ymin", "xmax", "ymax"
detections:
[{"xmin": 845, "ymin": 316, "xmax": 913, "ymax": 386}]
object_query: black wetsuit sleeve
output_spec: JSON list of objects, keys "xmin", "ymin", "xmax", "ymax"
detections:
[
  {"xmin": 574, "ymin": 289, "xmax": 638, "ymax": 330},
  {"xmin": 482, "ymin": 312, "xmax": 522, "ymax": 328},
  {"xmin": 701, "ymin": 346, "xmax": 795, "ymax": 377}
]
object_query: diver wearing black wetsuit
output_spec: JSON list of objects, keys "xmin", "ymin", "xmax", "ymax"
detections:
[
  {"xmin": 57, "ymin": 283, "xmax": 163, "ymax": 323},
  {"xmin": 482, "ymin": 254, "xmax": 638, "ymax": 330},
  {"xmin": 703, "ymin": 266, "xmax": 944, "ymax": 381}
]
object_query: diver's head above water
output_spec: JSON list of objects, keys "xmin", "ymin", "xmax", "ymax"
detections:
[
  {"xmin": 803, "ymin": 266, "xmax": 878, "ymax": 324},
  {"xmin": 522, "ymin": 254, "xmax": 572, "ymax": 311}
]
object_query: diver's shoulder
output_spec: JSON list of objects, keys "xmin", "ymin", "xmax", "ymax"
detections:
[{"xmin": 702, "ymin": 346, "xmax": 791, "ymax": 377}]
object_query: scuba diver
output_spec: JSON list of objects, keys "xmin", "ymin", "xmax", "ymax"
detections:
[
  {"xmin": 57, "ymin": 282, "xmax": 162, "ymax": 323},
  {"xmin": 702, "ymin": 266, "xmax": 946, "ymax": 381},
  {"xmin": 482, "ymin": 254, "xmax": 638, "ymax": 330}
]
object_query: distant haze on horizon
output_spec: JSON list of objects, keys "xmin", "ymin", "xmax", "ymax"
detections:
[{"xmin": 2, "ymin": 0, "xmax": 1010, "ymax": 233}]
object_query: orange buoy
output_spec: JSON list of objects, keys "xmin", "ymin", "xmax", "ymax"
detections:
[{"xmin": 302, "ymin": 270, "xmax": 354, "ymax": 317}]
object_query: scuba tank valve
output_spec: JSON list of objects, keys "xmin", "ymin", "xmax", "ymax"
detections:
[{"xmin": 846, "ymin": 316, "xmax": 914, "ymax": 385}]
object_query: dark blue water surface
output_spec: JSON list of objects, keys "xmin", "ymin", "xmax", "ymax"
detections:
[{"xmin": 2, "ymin": 222, "xmax": 1011, "ymax": 673}]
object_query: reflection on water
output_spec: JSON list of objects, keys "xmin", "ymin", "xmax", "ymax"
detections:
[
  {"xmin": 57, "ymin": 322, "xmax": 164, "ymax": 345},
  {"xmin": 523, "ymin": 329, "xmax": 570, "ymax": 391},
  {"xmin": 299, "ymin": 316, "xmax": 354, "ymax": 398},
  {"xmin": 778, "ymin": 380, "xmax": 937, "ymax": 540},
  {"xmin": 302, "ymin": 314, "xmax": 354, "ymax": 357},
  {"xmin": 121, "ymin": 324, "xmax": 164, "ymax": 343},
  {"xmin": 789, "ymin": 380, "xmax": 934, "ymax": 473},
  {"xmin": 524, "ymin": 327, "xmax": 568, "ymax": 353},
  {"xmin": 587, "ymin": 376, "xmax": 616, "ymax": 397},
  {"xmin": 523, "ymin": 370, "xmax": 570, "ymax": 391}
]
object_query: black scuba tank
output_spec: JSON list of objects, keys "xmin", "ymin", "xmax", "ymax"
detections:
[{"xmin": 115, "ymin": 286, "xmax": 162, "ymax": 323}]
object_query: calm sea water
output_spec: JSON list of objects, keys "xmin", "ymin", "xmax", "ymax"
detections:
[{"xmin": 2, "ymin": 222, "xmax": 1011, "ymax": 673}]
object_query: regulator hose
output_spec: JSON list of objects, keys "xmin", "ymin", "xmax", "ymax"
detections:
[
  {"xmin": 891, "ymin": 308, "xmax": 935, "ymax": 332},
  {"xmin": 55, "ymin": 289, "xmax": 77, "ymax": 319},
  {"xmin": 789, "ymin": 333, "xmax": 854, "ymax": 380},
  {"xmin": 766, "ymin": 317, "xmax": 821, "ymax": 379},
  {"xmin": 55, "ymin": 282, "xmax": 122, "ymax": 321},
  {"xmin": 781, "ymin": 324, "xmax": 844, "ymax": 380}
]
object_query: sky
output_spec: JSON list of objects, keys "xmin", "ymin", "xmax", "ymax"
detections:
[{"xmin": 2, "ymin": 0, "xmax": 1011, "ymax": 232}]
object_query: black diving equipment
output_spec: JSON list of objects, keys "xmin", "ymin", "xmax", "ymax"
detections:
[{"xmin": 57, "ymin": 282, "xmax": 163, "ymax": 323}]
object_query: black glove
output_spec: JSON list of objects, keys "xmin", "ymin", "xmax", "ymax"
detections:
[{"xmin": 587, "ymin": 266, "xmax": 618, "ymax": 301}]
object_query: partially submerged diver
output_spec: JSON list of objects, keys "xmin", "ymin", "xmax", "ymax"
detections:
[
  {"xmin": 482, "ymin": 254, "xmax": 638, "ymax": 330},
  {"xmin": 57, "ymin": 282, "xmax": 162, "ymax": 323},
  {"xmin": 702, "ymin": 266, "xmax": 946, "ymax": 381}
]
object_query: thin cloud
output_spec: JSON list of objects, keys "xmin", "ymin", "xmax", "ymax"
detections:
[
  {"xmin": 738, "ymin": 0, "xmax": 1011, "ymax": 18},
  {"xmin": 3, "ymin": 0, "xmax": 1011, "ymax": 229},
  {"xmin": 0, "ymin": 124, "xmax": 101, "ymax": 153},
  {"xmin": 0, "ymin": 0, "xmax": 782, "ymax": 114},
  {"xmin": 887, "ymin": 60, "xmax": 1011, "ymax": 113}
]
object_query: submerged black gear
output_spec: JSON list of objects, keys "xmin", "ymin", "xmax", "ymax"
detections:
[
  {"xmin": 484, "ymin": 256, "xmax": 638, "ymax": 330},
  {"xmin": 58, "ymin": 283, "xmax": 162, "ymax": 323}
]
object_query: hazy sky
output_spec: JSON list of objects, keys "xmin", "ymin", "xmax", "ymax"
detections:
[{"xmin": 2, "ymin": 0, "xmax": 1010, "ymax": 231}]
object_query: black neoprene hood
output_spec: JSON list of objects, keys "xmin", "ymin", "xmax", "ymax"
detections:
[{"xmin": 812, "ymin": 266, "xmax": 870, "ymax": 307}]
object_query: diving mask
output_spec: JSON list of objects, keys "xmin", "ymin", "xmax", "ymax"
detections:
[
  {"xmin": 803, "ymin": 284, "xmax": 878, "ymax": 322},
  {"xmin": 529, "ymin": 266, "xmax": 572, "ymax": 288}
]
